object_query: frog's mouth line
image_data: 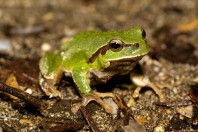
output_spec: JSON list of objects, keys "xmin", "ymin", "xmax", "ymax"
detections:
[{"xmin": 109, "ymin": 55, "xmax": 144, "ymax": 62}]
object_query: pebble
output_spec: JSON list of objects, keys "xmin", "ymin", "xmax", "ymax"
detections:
[
  {"xmin": 0, "ymin": 39, "xmax": 12, "ymax": 53},
  {"xmin": 154, "ymin": 125, "xmax": 165, "ymax": 132},
  {"xmin": 41, "ymin": 43, "xmax": 51, "ymax": 51},
  {"xmin": 177, "ymin": 105, "xmax": 193, "ymax": 118}
]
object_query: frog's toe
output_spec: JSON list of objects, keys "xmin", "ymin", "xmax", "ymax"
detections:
[
  {"xmin": 41, "ymin": 85, "xmax": 63, "ymax": 99},
  {"xmin": 147, "ymin": 82, "xmax": 165, "ymax": 102},
  {"xmin": 92, "ymin": 90, "xmax": 115, "ymax": 98}
]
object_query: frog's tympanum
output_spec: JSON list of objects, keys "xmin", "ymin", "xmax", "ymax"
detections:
[{"xmin": 39, "ymin": 27, "xmax": 164, "ymax": 114}]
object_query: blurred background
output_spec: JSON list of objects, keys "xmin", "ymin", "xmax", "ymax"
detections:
[{"xmin": 0, "ymin": 0, "xmax": 197, "ymax": 63}]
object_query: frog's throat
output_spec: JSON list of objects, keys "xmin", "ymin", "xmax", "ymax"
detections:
[
  {"xmin": 88, "ymin": 56, "xmax": 142, "ymax": 85},
  {"xmin": 88, "ymin": 43, "xmax": 138, "ymax": 64},
  {"xmin": 105, "ymin": 55, "xmax": 143, "ymax": 72}
]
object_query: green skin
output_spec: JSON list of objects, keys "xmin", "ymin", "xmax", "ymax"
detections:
[{"xmin": 39, "ymin": 26, "xmax": 149, "ymax": 98}]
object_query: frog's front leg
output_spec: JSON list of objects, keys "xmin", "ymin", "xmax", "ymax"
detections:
[
  {"xmin": 127, "ymin": 72, "xmax": 165, "ymax": 107},
  {"xmin": 71, "ymin": 69, "xmax": 114, "ymax": 114},
  {"xmin": 39, "ymin": 75, "xmax": 63, "ymax": 98},
  {"xmin": 39, "ymin": 52, "xmax": 63, "ymax": 98}
]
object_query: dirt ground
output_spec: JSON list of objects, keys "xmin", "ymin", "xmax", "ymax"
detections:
[{"xmin": 0, "ymin": 0, "xmax": 198, "ymax": 131}]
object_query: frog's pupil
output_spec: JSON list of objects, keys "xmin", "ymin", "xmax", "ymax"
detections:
[{"xmin": 111, "ymin": 42, "xmax": 121, "ymax": 49}]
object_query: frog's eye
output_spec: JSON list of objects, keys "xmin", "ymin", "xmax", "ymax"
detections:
[
  {"xmin": 141, "ymin": 29, "xmax": 146, "ymax": 39},
  {"xmin": 108, "ymin": 39, "xmax": 124, "ymax": 52}
]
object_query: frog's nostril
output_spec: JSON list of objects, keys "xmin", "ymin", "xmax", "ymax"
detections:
[{"xmin": 134, "ymin": 43, "xmax": 139, "ymax": 48}]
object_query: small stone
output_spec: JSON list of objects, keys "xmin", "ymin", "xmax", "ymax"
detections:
[
  {"xmin": 0, "ymin": 39, "xmax": 12, "ymax": 53},
  {"xmin": 25, "ymin": 88, "xmax": 32, "ymax": 94},
  {"xmin": 41, "ymin": 43, "xmax": 51, "ymax": 51},
  {"xmin": 154, "ymin": 125, "xmax": 165, "ymax": 132},
  {"xmin": 177, "ymin": 105, "xmax": 193, "ymax": 118}
]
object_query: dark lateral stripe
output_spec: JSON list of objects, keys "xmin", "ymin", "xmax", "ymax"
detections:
[{"xmin": 88, "ymin": 45, "xmax": 109, "ymax": 63}]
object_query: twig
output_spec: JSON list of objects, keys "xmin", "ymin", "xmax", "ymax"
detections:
[
  {"xmin": 0, "ymin": 83, "xmax": 47, "ymax": 111},
  {"xmin": 41, "ymin": 117, "xmax": 85, "ymax": 131},
  {"xmin": 80, "ymin": 106, "xmax": 100, "ymax": 132},
  {"xmin": 155, "ymin": 100, "xmax": 193, "ymax": 107}
]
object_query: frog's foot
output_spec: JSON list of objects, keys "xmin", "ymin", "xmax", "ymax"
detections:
[
  {"xmin": 41, "ymin": 84, "xmax": 63, "ymax": 99},
  {"xmin": 71, "ymin": 91, "xmax": 115, "ymax": 114},
  {"xmin": 127, "ymin": 75, "xmax": 165, "ymax": 107},
  {"xmin": 39, "ymin": 75, "xmax": 63, "ymax": 99}
]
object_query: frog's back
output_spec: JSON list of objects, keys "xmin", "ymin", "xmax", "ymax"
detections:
[{"xmin": 61, "ymin": 31, "xmax": 114, "ymax": 52}]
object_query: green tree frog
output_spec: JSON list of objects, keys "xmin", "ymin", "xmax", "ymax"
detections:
[{"xmin": 39, "ymin": 27, "xmax": 163, "ymax": 114}]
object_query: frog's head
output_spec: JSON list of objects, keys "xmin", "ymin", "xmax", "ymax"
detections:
[{"xmin": 89, "ymin": 27, "xmax": 149, "ymax": 67}]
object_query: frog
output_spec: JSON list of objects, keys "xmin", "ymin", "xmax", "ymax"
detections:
[{"xmin": 39, "ymin": 26, "xmax": 164, "ymax": 114}]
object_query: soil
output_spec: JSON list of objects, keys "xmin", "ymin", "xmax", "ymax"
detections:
[{"xmin": 0, "ymin": 0, "xmax": 198, "ymax": 131}]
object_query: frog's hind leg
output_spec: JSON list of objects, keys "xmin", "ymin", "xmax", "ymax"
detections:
[{"xmin": 127, "ymin": 74, "xmax": 165, "ymax": 107}]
